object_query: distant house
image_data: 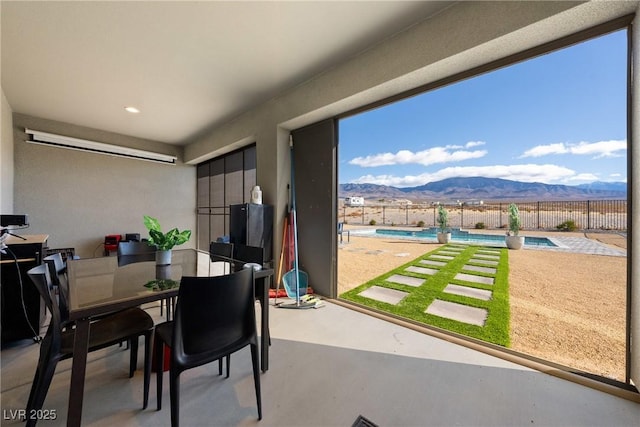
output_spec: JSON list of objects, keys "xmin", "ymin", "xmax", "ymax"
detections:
[{"xmin": 344, "ymin": 196, "xmax": 365, "ymax": 206}]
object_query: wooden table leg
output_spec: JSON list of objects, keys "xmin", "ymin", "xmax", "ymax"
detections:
[{"xmin": 67, "ymin": 318, "xmax": 90, "ymax": 427}]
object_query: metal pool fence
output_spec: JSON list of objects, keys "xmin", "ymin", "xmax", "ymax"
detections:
[{"xmin": 339, "ymin": 200, "xmax": 628, "ymax": 231}]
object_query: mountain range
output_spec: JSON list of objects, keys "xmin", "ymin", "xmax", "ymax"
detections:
[{"xmin": 339, "ymin": 177, "xmax": 627, "ymax": 202}]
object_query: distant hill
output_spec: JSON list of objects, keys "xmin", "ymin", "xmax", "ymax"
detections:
[
  {"xmin": 339, "ymin": 177, "xmax": 627, "ymax": 202},
  {"xmin": 576, "ymin": 181, "xmax": 628, "ymax": 192}
]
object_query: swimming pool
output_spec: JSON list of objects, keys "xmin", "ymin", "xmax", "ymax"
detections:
[{"xmin": 351, "ymin": 228, "xmax": 558, "ymax": 248}]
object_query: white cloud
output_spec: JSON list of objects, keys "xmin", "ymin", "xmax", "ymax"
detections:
[
  {"xmin": 464, "ymin": 141, "xmax": 486, "ymax": 148},
  {"xmin": 520, "ymin": 143, "xmax": 568, "ymax": 157},
  {"xmin": 566, "ymin": 173, "xmax": 600, "ymax": 182},
  {"xmin": 520, "ymin": 140, "xmax": 626, "ymax": 159},
  {"xmin": 351, "ymin": 164, "xmax": 580, "ymax": 187},
  {"xmin": 348, "ymin": 142, "xmax": 487, "ymax": 167}
]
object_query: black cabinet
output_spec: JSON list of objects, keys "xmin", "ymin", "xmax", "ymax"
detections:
[
  {"xmin": 1, "ymin": 234, "xmax": 47, "ymax": 344},
  {"xmin": 229, "ymin": 204, "xmax": 273, "ymax": 263}
]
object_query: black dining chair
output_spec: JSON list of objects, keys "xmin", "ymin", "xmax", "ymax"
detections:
[
  {"xmin": 117, "ymin": 241, "xmax": 175, "ymax": 318},
  {"xmin": 43, "ymin": 253, "xmax": 146, "ymax": 360},
  {"xmin": 209, "ymin": 241, "xmax": 234, "ymax": 274},
  {"xmin": 117, "ymin": 241, "xmax": 156, "ymax": 267},
  {"xmin": 232, "ymin": 243, "xmax": 264, "ymax": 272},
  {"xmin": 43, "ymin": 253, "xmax": 70, "ymax": 325},
  {"xmin": 232, "ymin": 244, "xmax": 271, "ymax": 349},
  {"xmin": 25, "ymin": 264, "xmax": 155, "ymax": 426},
  {"xmin": 153, "ymin": 269, "xmax": 262, "ymax": 426},
  {"xmin": 209, "ymin": 242, "xmax": 271, "ymax": 378}
]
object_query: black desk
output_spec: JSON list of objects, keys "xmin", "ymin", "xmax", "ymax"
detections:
[
  {"xmin": 0, "ymin": 234, "xmax": 47, "ymax": 344},
  {"xmin": 65, "ymin": 249, "xmax": 272, "ymax": 427}
]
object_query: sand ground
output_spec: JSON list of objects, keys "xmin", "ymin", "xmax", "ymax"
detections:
[{"xmin": 337, "ymin": 228, "xmax": 627, "ymax": 381}]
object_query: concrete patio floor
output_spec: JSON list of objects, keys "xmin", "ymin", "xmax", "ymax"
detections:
[{"xmin": 1, "ymin": 299, "xmax": 638, "ymax": 426}]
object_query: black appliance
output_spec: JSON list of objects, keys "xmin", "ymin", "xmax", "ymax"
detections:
[{"xmin": 229, "ymin": 204, "xmax": 273, "ymax": 263}]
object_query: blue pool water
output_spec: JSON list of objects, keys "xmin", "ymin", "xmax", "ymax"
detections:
[{"xmin": 363, "ymin": 228, "xmax": 557, "ymax": 247}]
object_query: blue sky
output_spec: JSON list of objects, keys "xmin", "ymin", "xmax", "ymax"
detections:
[{"xmin": 339, "ymin": 29, "xmax": 627, "ymax": 188}]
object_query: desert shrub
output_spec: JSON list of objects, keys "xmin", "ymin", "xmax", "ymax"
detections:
[
  {"xmin": 556, "ymin": 220, "xmax": 577, "ymax": 232},
  {"xmin": 416, "ymin": 220, "xmax": 425, "ymax": 227},
  {"xmin": 475, "ymin": 222, "xmax": 486, "ymax": 229},
  {"xmin": 369, "ymin": 219, "xmax": 377, "ymax": 226}
]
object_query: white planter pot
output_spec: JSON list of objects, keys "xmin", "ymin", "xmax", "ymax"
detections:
[
  {"xmin": 156, "ymin": 249, "xmax": 172, "ymax": 265},
  {"xmin": 505, "ymin": 235, "xmax": 525, "ymax": 250},
  {"xmin": 437, "ymin": 232, "xmax": 451, "ymax": 244}
]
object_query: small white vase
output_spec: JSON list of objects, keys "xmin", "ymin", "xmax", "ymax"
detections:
[{"xmin": 156, "ymin": 249, "xmax": 172, "ymax": 265}]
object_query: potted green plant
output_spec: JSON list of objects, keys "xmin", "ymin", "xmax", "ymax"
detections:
[
  {"xmin": 505, "ymin": 203, "xmax": 524, "ymax": 249},
  {"xmin": 436, "ymin": 204, "xmax": 450, "ymax": 243},
  {"xmin": 143, "ymin": 215, "xmax": 191, "ymax": 265}
]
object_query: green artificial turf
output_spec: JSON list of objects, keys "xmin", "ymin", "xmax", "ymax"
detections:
[{"xmin": 340, "ymin": 244, "xmax": 510, "ymax": 346}]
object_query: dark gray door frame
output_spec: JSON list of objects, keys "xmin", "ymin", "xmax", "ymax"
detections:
[{"xmin": 291, "ymin": 119, "xmax": 338, "ymax": 298}]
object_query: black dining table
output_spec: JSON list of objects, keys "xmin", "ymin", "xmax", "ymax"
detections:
[{"xmin": 65, "ymin": 249, "xmax": 272, "ymax": 427}]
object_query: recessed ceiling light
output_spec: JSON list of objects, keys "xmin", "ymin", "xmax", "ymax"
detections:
[{"xmin": 125, "ymin": 106, "xmax": 140, "ymax": 113}]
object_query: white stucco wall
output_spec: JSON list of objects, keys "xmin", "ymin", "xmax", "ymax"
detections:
[{"xmin": 1, "ymin": 88, "xmax": 14, "ymax": 213}]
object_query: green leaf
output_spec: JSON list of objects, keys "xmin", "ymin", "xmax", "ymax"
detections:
[
  {"xmin": 143, "ymin": 215, "xmax": 161, "ymax": 232},
  {"xmin": 174, "ymin": 230, "xmax": 191, "ymax": 246}
]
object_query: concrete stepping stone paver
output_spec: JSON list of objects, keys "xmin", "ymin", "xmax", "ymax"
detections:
[
  {"xmin": 430, "ymin": 254, "xmax": 455, "ymax": 261},
  {"xmin": 386, "ymin": 274, "xmax": 425, "ymax": 287},
  {"xmin": 359, "ymin": 286, "xmax": 408, "ymax": 305},
  {"xmin": 463, "ymin": 265, "xmax": 496, "ymax": 274},
  {"xmin": 420, "ymin": 259, "xmax": 446, "ymax": 267},
  {"xmin": 444, "ymin": 284, "xmax": 492, "ymax": 301},
  {"xmin": 469, "ymin": 258, "xmax": 498, "ymax": 266},
  {"xmin": 405, "ymin": 266, "xmax": 438, "ymax": 275},
  {"xmin": 474, "ymin": 253, "xmax": 500, "ymax": 260},
  {"xmin": 426, "ymin": 299, "xmax": 488, "ymax": 326},
  {"xmin": 477, "ymin": 249, "xmax": 500, "ymax": 254},
  {"xmin": 438, "ymin": 251, "xmax": 459, "ymax": 256},
  {"xmin": 455, "ymin": 273, "xmax": 494, "ymax": 285}
]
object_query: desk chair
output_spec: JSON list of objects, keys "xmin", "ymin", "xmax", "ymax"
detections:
[
  {"xmin": 26, "ymin": 265, "xmax": 154, "ymax": 426},
  {"xmin": 153, "ymin": 269, "xmax": 262, "ymax": 426}
]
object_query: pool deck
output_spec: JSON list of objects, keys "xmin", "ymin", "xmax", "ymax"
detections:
[
  {"xmin": 348, "ymin": 227, "xmax": 627, "ymax": 257},
  {"xmin": 535, "ymin": 235, "xmax": 626, "ymax": 256}
]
